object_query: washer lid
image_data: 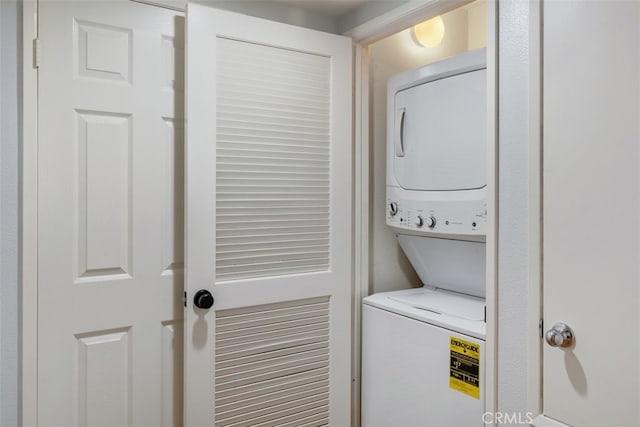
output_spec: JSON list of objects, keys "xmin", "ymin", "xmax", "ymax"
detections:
[
  {"xmin": 396, "ymin": 235, "xmax": 486, "ymax": 298},
  {"xmin": 389, "ymin": 288, "xmax": 485, "ymax": 321}
]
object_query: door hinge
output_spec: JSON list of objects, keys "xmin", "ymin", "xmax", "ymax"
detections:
[
  {"xmin": 539, "ymin": 319, "xmax": 544, "ymax": 338},
  {"xmin": 33, "ymin": 38, "xmax": 40, "ymax": 69},
  {"xmin": 183, "ymin": 291, "xmax": 187, "ymax": 308}
]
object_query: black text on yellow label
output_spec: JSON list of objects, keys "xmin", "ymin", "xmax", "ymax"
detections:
[{"xmin": 449, "ymin": 336, "xmax": 480, "ymax": 399}]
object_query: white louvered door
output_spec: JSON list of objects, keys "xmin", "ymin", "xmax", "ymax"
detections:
[{"xmin": 185, "ymin": 4, "xmax": 353, "ymax": 427}]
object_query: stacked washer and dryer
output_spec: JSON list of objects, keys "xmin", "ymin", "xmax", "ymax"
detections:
[{"xmin": 362, "ymin": 49, "xmax": 488, "ymax": 427}]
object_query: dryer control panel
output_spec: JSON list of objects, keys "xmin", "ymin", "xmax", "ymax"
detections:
[{"xmin": 386, "ymin": 186, "xmax": 486, "ymax": 237}]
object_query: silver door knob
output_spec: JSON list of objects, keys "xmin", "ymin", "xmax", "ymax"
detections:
[{"xmin": 545, "ymin": 322, "xmax": 574, "ymax": 348}]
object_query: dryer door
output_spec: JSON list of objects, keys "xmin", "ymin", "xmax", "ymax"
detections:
[{"xmin": 392, "ymin": 68, "xmax": 486, "ymax": 191}]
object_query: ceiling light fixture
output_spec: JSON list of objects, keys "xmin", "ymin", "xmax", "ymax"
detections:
[{"xmin": 413, "ymin": 16, "xmax": 445, "ymax": 48}]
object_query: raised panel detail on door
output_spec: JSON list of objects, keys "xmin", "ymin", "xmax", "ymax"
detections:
[
  {"xmin": 161, "ymin": 35, "xmax": 184, "ymax": 92},
  {"xmin": 160, "ymin": 117, "xmax": 184, "ymax": 275},
  {"xmin": 161, "ymin": 321, "xmax": 184, "ymax": 427},
  {"xmin": 76, "ymin": 110, "xmax": 132, "ymax": 282},
  {"xmin": 75, "ymin": 20, "xmax": 132, "ymax": 83},
  {"xmin": 76, "ymin": 328, "xmax": 132, "ymax": 427}
]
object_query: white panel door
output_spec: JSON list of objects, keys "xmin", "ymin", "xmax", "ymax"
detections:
[
  {"xmin": 186, "ymin": 4, "xmax": 353, "ymax": 426},
  {"xmin": 38, "ymin": 1, "xmax": 185, "ymax": 425},
  {"xmin": 539, "ymin": 1, "xmax": 639, "ymax": 425}
]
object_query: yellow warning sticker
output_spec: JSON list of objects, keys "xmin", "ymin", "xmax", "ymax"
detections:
[{"xmin": 449, "ymin": 336, "xmax": 480, "ymax": 399}]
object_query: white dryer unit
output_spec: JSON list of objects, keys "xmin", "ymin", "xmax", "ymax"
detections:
[
  {"xmin": 362, "ymin": 49, "xmax": 488, "ymax": 427},
  {"xmin": 386, "ymin": 48, "xmax": 487, "ymax": 241}
]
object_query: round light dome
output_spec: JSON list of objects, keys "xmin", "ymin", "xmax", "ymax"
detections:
[{"xmin": 413, "ymin": 16, "xmax": 445, "ymax": 48}]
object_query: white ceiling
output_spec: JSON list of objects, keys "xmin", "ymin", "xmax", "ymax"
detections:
[{"xmin": 275, "ymin": 0, "xmax": 369, "ymax": 17}]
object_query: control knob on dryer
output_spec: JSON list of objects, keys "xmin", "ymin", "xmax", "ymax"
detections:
[
  {"xmin": 389, "ymin": 202, "xmax": 399, "ymax": 216},
  {"xmin": 415, "ymin": 215, "xmax": 424, "ymax": 228},
  {"xmin": 426, "ymin": 216, "xmax": 436, "ymax": 229}
]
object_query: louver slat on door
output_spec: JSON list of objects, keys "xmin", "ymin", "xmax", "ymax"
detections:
[
  {"xmin": 216, "ymin": 37, "xmax": 331, "ymax": 282},
  {"xmin": 215, "ymin": 297, "xmax": 330, "ymax": 427}
]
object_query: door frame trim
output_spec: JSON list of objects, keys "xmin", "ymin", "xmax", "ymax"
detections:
[
  {"xmin": 528, "ymin": 0, "xmax": 543, "ymax": 420},
  {"xmin": 349, "ymin": 1, "xmax": 499, "ymax": 425},
  {"xmin": 485, "ymin": 2, "xmax": 499, "ymax": 421},
  {"xmin": 344, "ymin": 0, "xmax": 472, "ymax": 45},
  {"xmin": 22, "ymin": 0, "xmax": 39, "ymax": 424},
  {"xmin": 130, "ymin": 0, "xmax": 184, "ymax": 12},
  {"xmin": 351, "ymin": 42, "xmax": 369, "ymax": 427}
]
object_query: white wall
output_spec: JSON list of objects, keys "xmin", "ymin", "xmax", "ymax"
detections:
[
  {"xmin": 339, "ymin": 0, "xmax": 409, "ymax": 34},
  {"xmin": 496, "ymin": 0, "xmax": 529, "ymax": 416},
  {"xmin": 202, "ymin": 1, "xmax": 340, "ymax": 33},
  {"xmin": 0, "ymin": 0, "xmax": 21, "ymax": 426},
  {"xmin": 467, "ymin": 0, "xmax": 487, "ymax": 50},
  {"xmin": 196, "ymin": 1, "xmax": 417, "ymax": 36},
  {"xmin": 367, "ymin": 3, "xmax": 486, "ymax": 294}
]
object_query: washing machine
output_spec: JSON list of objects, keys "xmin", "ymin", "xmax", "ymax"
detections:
[
  {"xmin": 361, "ymin": 238, "xmax": 486, "ymax": 427},
  {"xmin": 362, "ymin": 48, "xmax": 488, "ymax": 427}
]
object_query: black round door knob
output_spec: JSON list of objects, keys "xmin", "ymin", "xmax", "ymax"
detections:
[{"xmin": 193, "ymin": 289, "xmax": 214, "ymax": 309}]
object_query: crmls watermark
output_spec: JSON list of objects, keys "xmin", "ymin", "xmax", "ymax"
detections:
[{"xmin": 482, "ymin": 412, "xmax": 534, "ymax": 425}]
